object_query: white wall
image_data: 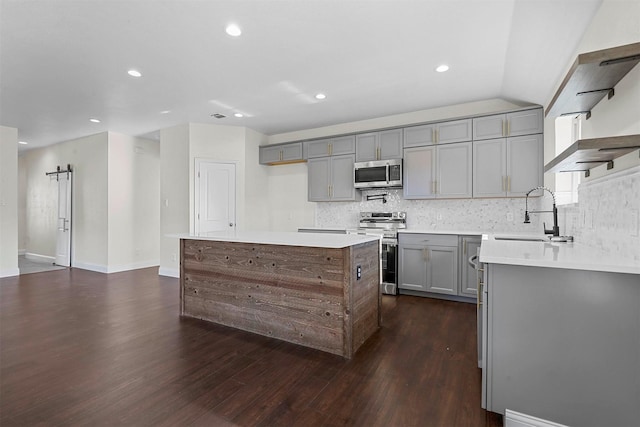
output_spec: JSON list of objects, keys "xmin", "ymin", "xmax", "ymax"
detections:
[
  {"xmin": 19, "ymin": 132, "xmax": 110, "ymax": 270},
  {"xmin": 107, "ymin": 133, "xmax": 160, "ymax": 272},
  {"xmin": 159, "ymin": 124, "xmax": 190, "ymax": 277},
  {"xmin": 159, "ymin": 122, "xmax": 271, "ymax": 276},
  {"xmin": 268, "ymin": 98, "xmax": 532, "ymax": 144},
  {"xmin": 0, "ymin": 126, "xmax": 19, "ymax": 278},
  {"xmin": 550, "ymin": 0, "xmax": 640, "ymax": 259}
]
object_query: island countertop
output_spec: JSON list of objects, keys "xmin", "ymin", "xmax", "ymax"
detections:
[
  {"xmin": 480, "ymin": 234, "xmax": 640, "ymax": 275},
  {"xmin": 171, "ymin": 230, "xmax": 380, "ymax": 248}
]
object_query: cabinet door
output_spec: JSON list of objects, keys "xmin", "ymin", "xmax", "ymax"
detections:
[
  {"xmin": 437, "ymin": 119, "xmax": 472, "ymax": 144},
  {"xmin": 378, "ymin": 129, "xmax": 403, "ymax": 159},
  {"xmin": 473, "ymin": 114, "xmax": 505, "ymax": 141},
  {"xmin": 404, "ymin": 123, "xmax": 437, "ymax": 148},
  {"xmin": 426, "ymin": 245, "xmax": 458, "ymax": 295},
  {"xmin": 403, "ymin": 146, "xmax": 436, "ymax": 199},
  {"xmin": 330, "ymin": 154, "xmax": 358, "ymax": 201},
  {"xmin": 355, "ymin": 133, "xmax": 378, "ymax": 162},
  {"xmin": 307, "ymin": 157, "xmax": 331, "ymax": 201},
  {"xmin": 281, "ymin": 142, "xmax": 303, "ymax": 162},
  {"xmin": 473, "ymin": 139, "xmax": 507, "ymax": 198},
  {"xmin": 459, "ymin": 236, "xmax": 481, "ymax": 297},
  {"xmin": 507, "ymin": 134, "xmax": 543, "ymax": 196},
  {"xmin": 507, "ymin": 109, "xmax": 543, "ymax": 137},
  {"xmin": 259, "ymin": 145, "xmax": 282, "ymax": 164},
  {"xmin": 307, "ymin": 139, "xmax": 331, "ymax": 158},
  {"xmin": 330, "ymin": 135, "xmax": 356, "ymax": 156},
  {"xmin": 436, "ymin": 141, "xmax": 472, "ymax": 198},
  {"xmin": 398, "ymin": 244, "xmax": 428, "ymax": 291}
]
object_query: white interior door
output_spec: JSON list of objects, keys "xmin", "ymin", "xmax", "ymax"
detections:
[
  {"xmin": 55, "ymin": 172, "xmax": 72, "ymax": 266},
  {"xmin": 195, "ymin": 160, "xmax": 236, "ymax": 233}
]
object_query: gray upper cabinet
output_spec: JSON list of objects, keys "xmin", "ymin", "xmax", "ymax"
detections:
[
  {"xmin": 259, "ymin": 142, "xmax": 304, "ymax": 165},
  {"xmin": 404, "ymin": 141, "xmax": 472, "ymax": 199},
  {"xmin": 473, "ymin": 134, "xmax": 543, "ymax": 197},
  {"xmin": 404, "ymin": 119, "xmax": 472, "ymax": 148},
  {"xmin": 307, "ymin": 154, "xmax": 358, "ymax": 202},
  {"xmin": 306, "ymin": 135, "xmax": 356, "ymax": 159},
  {"xmin": 507, "ymin": 134, "xmax": 544, "ymax": 196},
  {"xmin": 355, "ymin": 129, "xmax": 403, "ymax": 162},
  {"xmin": 473, "ymin": 108, "xmax": 543, "ymax": 141}
]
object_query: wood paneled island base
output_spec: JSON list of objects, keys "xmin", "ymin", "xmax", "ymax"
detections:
[{"xmin": 180, "ymin": 235, "xmax": 380, "ymax": 358}]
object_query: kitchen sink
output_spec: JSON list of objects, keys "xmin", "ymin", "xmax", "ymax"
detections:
[{"xmin": 493, "ymin": 236, "xmax": 548, "ymax": 242}]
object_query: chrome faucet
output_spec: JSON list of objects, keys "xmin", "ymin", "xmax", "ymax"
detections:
[{"xmin": 524, "ymin": 186, "xmax": 560, "ymax": 237}]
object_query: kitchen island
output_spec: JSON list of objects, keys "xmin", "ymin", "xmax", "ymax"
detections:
[
  {"xmin": 480, "ymin": 235, "xmax": 640, "ymax": 426},
  {"xmin": 176, "ymin": 231, "xmax": 381, "ymax": 359}
]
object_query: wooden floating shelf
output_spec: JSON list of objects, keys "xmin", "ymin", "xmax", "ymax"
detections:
[
  {"xmin": 546, "ymin": 42, "xmax": 640, "ymax": 119},
  {"xmin": 545, "ymin": 134, "xmax": 640, "ymax": 175}
]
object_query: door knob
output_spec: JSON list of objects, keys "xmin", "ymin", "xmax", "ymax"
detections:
[{"xmin": 229, "ymin": 222, "xmax": 234, "ymax": 227}]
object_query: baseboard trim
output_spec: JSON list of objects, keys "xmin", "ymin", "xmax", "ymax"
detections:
[
  {"xmin": 73, "ymin": 262, "xmax": 108, "ymax": 274},
  {"xmin": 25, "ymin": 252, "xmax": 55, "ymax": 263},
  {"xmin": 158, "ymin": 267, "xmax": 180, "ymax": 278},
  {"xmin": 0, "ymin": 268, "xmax": 20, "ymax": 279},
  {"xmin": 505, "ymin": 409, "xmax": 568, "ymax": 427},
  {"xmin": 106, "ymin": 260, "xmax": 160, "ymax": 274}
]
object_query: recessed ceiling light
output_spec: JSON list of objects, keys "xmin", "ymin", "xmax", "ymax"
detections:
[
  {"xmin": 89, "ymin": 118, "xmax": 101, "ymax": 123},
  {"xmin": 435, "ymin": 64, "xmax": 450, "ymax": 73},
  {"xmin": 160, "ymin": 110, "xmax": 171, "ymax": 114},
  {"xmin": 225, "ymin": 24, "xmax": 242, "ymax": 37},
  {"xmin": 234, "ymin": 113, "xmax": 244, "ymax": 118},
  {"xmin": 127, "ymin": 69, "xmax": 142, "ymax": 77},
  {"xmin": 18, "ymin": 141, "xmax": 28, "ymax": 145},
  {"xmin": 315, "ymin": 93, "xmax": 326, "ymax": 100}
]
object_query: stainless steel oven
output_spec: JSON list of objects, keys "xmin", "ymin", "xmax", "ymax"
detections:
[{"xmin": 355, "ymin": 212, "xmax": 406, "ymax": 295}]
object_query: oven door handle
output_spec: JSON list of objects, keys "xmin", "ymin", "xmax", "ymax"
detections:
[{"xmin": 385, "ymin": 164, "xmax": 389, "ymax": 183}]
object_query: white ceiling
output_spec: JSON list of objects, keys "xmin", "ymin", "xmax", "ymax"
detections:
[{"xmin": 1, "ymin": 0, "xmax": 602, "ymax": 151}]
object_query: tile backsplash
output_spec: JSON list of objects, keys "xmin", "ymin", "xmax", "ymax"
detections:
[
  {"xmin": 559, "ymin": 166, "xmax": 640, "ymax": 261},
  {"xmin": 318, "ymin": 167, "xmax": 640, "ymax": 262},
  {"xmin": 317, "ymin": 189, "xmax": 544, "ymax": 233}
]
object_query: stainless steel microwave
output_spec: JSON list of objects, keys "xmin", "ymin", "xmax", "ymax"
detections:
[{"xmin": 354, "ymin": 159, "xmax": 402, "ymax": 189}]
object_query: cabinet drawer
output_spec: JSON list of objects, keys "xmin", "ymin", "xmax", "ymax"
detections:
[{"xmin": 399, "ymin": 233, "xmax": 458, "ymax": 246}]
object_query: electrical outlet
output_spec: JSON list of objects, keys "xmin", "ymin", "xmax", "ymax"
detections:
[
  {"xmin": 506, "ymin": 212, "xmax": 514, "ymax": 222},
  {"xmin": 356, "ymin": 265, "xmax": 361, "ymax": 280},
  {"xmin": 436, "ymin": 213, "xmax": 442, "ymax": 221},
  {"xmin": 172, "ymin": 253, "xmax": 177, "ymax": 262}
]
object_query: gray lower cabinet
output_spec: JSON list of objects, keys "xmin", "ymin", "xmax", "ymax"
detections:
[
  {"xmin": 355, "ymin": 129, "xmax": 403, "ymax": 162},
  {"xmin": 459, "ymin": 235, "xmax": 481, "ymax": 297},
  {"xmin": 484, "ymin": 263, "xmax": 640, "ymax": 426},
  {"xmin": 399, "ymin": 234, "xmax": 458, "ymax": 296},
  {"xmin": 473, "ymin": 134, "xmax": 543, "ymax": 197},
  {"xmin": 403, "ymin": 141, "xmax": 472, "ymax": 199},
  {"xmin": 307, "ymin": 154, "xmax": 358, "ymax": 202}
]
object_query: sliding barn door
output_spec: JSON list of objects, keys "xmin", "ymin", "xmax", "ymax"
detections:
[{"xmin": 55, "ymin": 172, "xmax": 72, "ymax": 267}]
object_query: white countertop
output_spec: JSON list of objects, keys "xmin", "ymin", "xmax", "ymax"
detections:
[
  {"xmin": 480, "ymin": 234, "xmax": 640, "ymax": 275},
  {"xmin": 399, "ymin": 229, "xmax": 484, "ymax": 236},
  {"xmin": 171, "ymin": 231, "xmax": 380, "ymax": 249}
]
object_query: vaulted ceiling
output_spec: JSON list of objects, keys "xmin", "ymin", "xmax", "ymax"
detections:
[{"xmin": 1, "ymin": 0, "xmax": 602, "ymax": 151}]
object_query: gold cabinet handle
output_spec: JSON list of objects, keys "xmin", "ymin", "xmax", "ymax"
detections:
[
  {"xmin": 280, "ymin": 150, "xmax": 283, "ymax": 161},
  {"xmin": 507, "ymin": 120, "xmax": 511, "ymax": 136},
  {"xmin": 507, "ymin": 176, "xmax": 511, "ymax": 192},
  {"xmin": 463, "ymin": 240, "xmax": 467, "ymax": 256},
  {"xmin": 435, "ymin": 129, "xmax": 439, "ymax": 143},
  {"xmin": 328, "ymin": 143, "xmax": 332, "ymax": 156},
  {"xmin": 432, "ymin": 128, "xmax": 436, "ymax": 143},
  {"xmin": 502, "ymin": 119, "xmax": 507, "ymax": 137}
]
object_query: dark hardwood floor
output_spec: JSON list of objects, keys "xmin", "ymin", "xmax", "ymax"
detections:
[{"xmin": 0, "ymin": 267, "xmax": 502, "ymax": 426}]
